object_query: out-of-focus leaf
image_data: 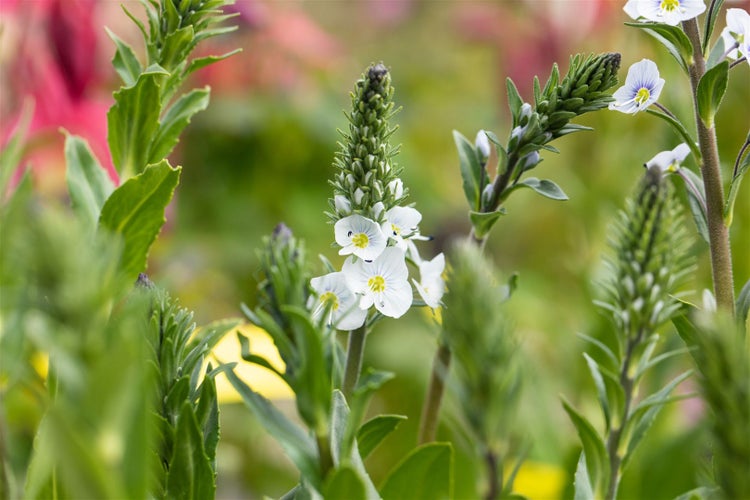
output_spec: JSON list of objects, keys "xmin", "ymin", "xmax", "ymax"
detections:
[
  {"xmin": 453, "ymin": 130, "xmax": 483, "ymax": 211},
  {"xmin": 680, "ymin": 168, "xmax": 709, "ymax": 243},
  {"xmin": 194, "ymin": 375, "xmax": 220, "ymax": 466},
  {"xmin": 148, "ymin": 88, "xmax": 210, "ymax": 164},
  {"xmin": 64, "ymin": 133, "xmax": 114, "ymax": 230},
  {"xmin": 324, "ymin": 466, "xmax": 367, "ymax": 500},
  {"xmin": 99, "ymin": 160, "xmax": 181, "ymax": 281},
  {"xmin": 469, "ymin": 209, "xmax": 505, "ymax": 240},
  {"xmin": 573, "ymin": 452, "xmax": 595, "ymax": 500},
  {"xmin": 106, "ymin": 28, "xmax": 143, "ymax": 87},
  {"xmin": 675, "ymin": 486, "xmax": 722, "ymax": 500},
  {"xmin": 165, "ymin": 402, "xmax": 215, "ymax": 500},
  {"xmin": 625, "ymin": 22, "xmax": 692, "ymax": 74},
  {"xmin": 583, "ymin": 353, "xmax": 612, "ymax": 431},
  {"xmin": 736, "ymin": 277, "xmax": 750, "ymax": 334},
  {"xmin": 645, "ymin": 110, "xmax": 701, "ymax": 161},
  {"xmin": 703, "ymin": 0, "xmax": 726, "ymax": 54},
  {"xmin": 724, "ymin": 147, "xmax": 750, "ymax": 226},
  {"xmin": 562, "ymin": 398, "xmax": 608, "ymax": 493},
  {"xmin": 379, "ymin": 443, "xmax": 453, "ymax": 500},
  {"xmin": 186, "ymin": 49, "xmax": 242, "ymax": 75},
  {"xmin": 506, "ymin": 78, "xmax": 524, "ymax": 124},
  {"xmin": 515, "ymin": 177, "xmax": 568, "ymax": 200},
  {"xmin": 357, "ymin": 415, "xmax": 407, "ymax": 460},
  {"xmin": 697, "ymin": 61, "xmax": 729, "ymax": 128}
]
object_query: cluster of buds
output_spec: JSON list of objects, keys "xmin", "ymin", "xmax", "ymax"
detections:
[{"xmin": 311, "ymin": 64, "xmax": 445, "ymax": 330}]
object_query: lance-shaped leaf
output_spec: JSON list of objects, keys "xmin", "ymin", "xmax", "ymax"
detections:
[
  {"xmin": 186, "ymin": 49, "xmax": 243, "ymax": 75},
  {"xmin": 148, "ymin": 88, "xmax": 210, "ymax": 164},
  {"xmin": 680, "ymin": 168, "xmax": 709, "ymax": 243},
  {"xmin": 453, "ymin": 130, "xmax": 484, "ymax": 211},
  {"xmin": 64, "ymin": 133, "xmax": 115, "ymax": 231},
  {"xmin": 697, "ymin": 61, "xmax": 729, "ymax": 129},
  {"xmin": 562, "ymin": 398, "xmax": 608, "ymax": 494},
  {"xmin": 165, "ymin": 401, "xmax": 215, "ymax": 500},
  {"xmin": 99, "ymin": 160, "xmax": 181, "ymax": 281},
  {"xmin": 573, "ymin": 452, "xmax": 596, "ymax": 500},
  {"xmin": 703, "ymin": 0, "xmax": 726, "ymax": 54},
  {"xmin": 357, "ymin": 415, "xmax": 407, "ymax": 460},
  {"xmin": 515, "ymin": 177, "xmax": 568, "ymax": 200},
  {"xmin": 469, "ymin": 209, "xmax": 505, "ymax": 240},
  {"xmin": 724, "ymin": 145, "xmax": 750, "ymax": 226},
  {"xmin": 379, "ymin": 443, "xmax": 453, "ymax": 500},
  {"xmin": 625, "ymin": 22, "xmax": 693, "ymax": 74},
  {"xmin": 106, "ymin": 28, "xmax": 143, "ymax": 87},
  {"xmin": 107, "ymin": 66, "xmax": 167, "ymax": 178},
  {"xmin": 324, "ymin": 466, "xmax": 367, "ymax": 500}
]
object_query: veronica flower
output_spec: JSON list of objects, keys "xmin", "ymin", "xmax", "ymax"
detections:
[
  {"xmin": 309, "ymin": 272, "xmax": 367, "ymax": 330},
  {"xmin": 342, "ymin": 247, "xmax": 413, "ymax": 318},
  {"xmin": 381, "ymin": 206, "xmax": 422, "ymax": 250},
  {"xmin": 623, "ymin": 0, "xmax": 706, "ymax": 26},
  {"xmin": 720, "ymin": 8, "xmax": 750, "ymax": 63},
  {"xmin": 609, "ymin": 59, "xmax": 665, "ymax": 114},
  {"xmin": 413, "ymin": 253, "xmax": 446, "ymax": 309},
  {"xmin": 645, "ymin": 143, "xmax": 691, "ymax": 172},
  {"xmin": 334, "ymin": 214, "xmax": 387, "ymax": 261}
]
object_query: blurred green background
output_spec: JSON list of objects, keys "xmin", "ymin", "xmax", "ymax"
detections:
[{"xmin": 2, "ymin": 0, "xmax": 748, "ymax": 498}]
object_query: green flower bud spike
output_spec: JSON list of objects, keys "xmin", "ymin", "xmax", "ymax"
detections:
[{"xmin": 328, "ymin": 63, "xmax": 406, "ymax": 223}]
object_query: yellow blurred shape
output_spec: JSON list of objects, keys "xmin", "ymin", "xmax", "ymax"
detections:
[
  {"xmin": 509, "ymin": 460, "xmax": 566, "ymax": 500},
  {"xmin": 213, "ymin": 323, "xmax": 293, "ymax": 403}
]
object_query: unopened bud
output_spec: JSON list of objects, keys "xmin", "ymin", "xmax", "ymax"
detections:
[{"xmin": 475, "ymin": 130, "xmax": 491, "ymax": 161}]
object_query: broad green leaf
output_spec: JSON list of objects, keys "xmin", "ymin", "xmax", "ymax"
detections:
[
  {"xmin": 106, "ymin": 28, "xmax": 143, "ymax": 87},
  {"xmin": 99, "ymin": 160, "xmax": 181, "ymax": 281},
  {"xmin": 324, "ymin": 466, "xmax": 367, "ymax": 500},
  {"xmin": 736, "ymin": 277, "xmax": 750, "ymax": 334},
  {"xmin": 453, "ymin": 130, "xmax": 483, "ymax": 211},
  {"xmin": 697, "ymin": 61, "xmax": 729, "ymax": 128},
  {"xmin": 625, "ymin": 22, "xmax": 692, "ymax": 74},
  {"xmin": 724, "ymin": 147, "xmax": 750, "ymax": 226},
  {"xmin": 149, "ymin": 87, "xmax": 210, "ymax": 164},
  {"xmin": 573, "ymin": 452, "xmax": 596, "ymax": 500},
  {"xmin": 107, "ymin": 67, "xmax": 167, "ymax": 178},
  {"xmin": 186, "ymin": 49, "xmax": 243, "ymax": 75},
  {"xmin": 165, "ymin": 402, "xmax": 215, "ymax": 500},
  {"xmin": 562, "ymin": 398, "xmax": 608, "ymax": 493},
  {"xmin": 680, "ymin": 167, "xmax": 709, "ymax": 243},
  {"xmin": 357, "ymin": 415, "xmax": 407, "ymax": 460},
  {"xmin": 64, "ymin": 133, "xmax": 114, "ymax": 230},
  {"xmin": 469, "ymin": 209, "xmax": 505, "ymax": 239},
  {"xmin": 515, "ymin": 177, "xmax": 568, "ymax": 200},
  {"xmin": 225, "ymin": 368, "xmax": 321, "ymax": 485},
  {"xmin": 380, "ymin": 443, "xmax": 453, "ymax": 500},
  {"xmin": 703, "ymin": 0, "xmax": 726, "ymax": 54}
]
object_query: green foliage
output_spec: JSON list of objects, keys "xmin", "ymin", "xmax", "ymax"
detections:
[
  {"xmin": 724, "ymin": 136, "xmax": 750, "ymax": 226},
  {"xmin": 379, "ymin": 443, "xmax": 454, "ymax": 500},
  {"xmin": 625, "ymin": 23, "xmax": 694, "ymax": 74},
  {"xmin": 697, "ymin": 61, "xmax": 729, "ymax": 129},
  {"xmin": 64, "ymin": 133, "xmax": 115, "ymax": 232},
  {"xmin": 356, "ymin": 415, "xmax": 407, "ymax": 460},
  {"xmin": 453, "ymin": 130, "xmax": 487, "ymax": 212}
]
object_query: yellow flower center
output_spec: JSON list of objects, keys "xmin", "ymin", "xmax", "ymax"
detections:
[
  {"xmin": 660, "ymin": 0, "xmax": 679, "ymax": 12},
  {"xmin": 368, "ymin": 275, "xmax": 386, "ymax": 293},
  {"xmin": 320, "ymin": 292, "xmax": 339, "ymax": 310},
  {"xmin": 352, "ymin": 233, "xmax": 369, "ymax": 248},
  {"xmin": 391, "ymin": 223, "xmax": 400, "ymax": 236},
  {"xmin": 634, "ymin": 87, "xmax": 651, "ymax": 105}
]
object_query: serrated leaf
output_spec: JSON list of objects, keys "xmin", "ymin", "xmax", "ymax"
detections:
[
  {"xmin": 562, "ymin": 398, "xmax": 608, "ymax": 492},
  {"xmin": 98, "ymin": 160, "xmax": 181, "ymax": 281},
  {"xmin": 469, "ymin": 209, "xmax": 505, "ymax": 239},
  {"xmin": 625, "ymin": 22, "xmax": 692, "ymax": 74},
  {"xmin": 724, "ymin": 147, "xmax": 750, "ymax": 226},
  {"xmin": 64, "ymin": 133, "xmax": 115, "ymax": 231},
  {"xmin": 357, "ymin": 415, "xmax": 407, "ymax": 460},
  {"xmin": 107, "ymin": 68, "xmax": 166, "ymax": 178},
  {"xmin": 573, "ymin": 452, "xmax": 596, "ymax": 500},
  {"xmin": 380, "ymin": 443, "xmax": 453, "ymax": 500},
  {"xmin": 697, "ymin": 61, "xmax": 728, "ymax": 128},
  {"xmin": 516, "ymin": 177, "xmax": 568, "ymax": 200},
  {"xmin": 453, "ymin": 130, "xmax": 483, "ymax": 211},
  {"xmin": 324, "ymin": 466, "xmax": 367, "ymax": 500},
  {"xmin": 165, "ymin": 402, "xmax": 215, "ymax": 500},
  {"xmin": 106, "ymin": 28, "xmax": 143, "ymax": 87},
  {"xmin": 149, "ymin": 88, "xmax": 210, "ymax": 164}
]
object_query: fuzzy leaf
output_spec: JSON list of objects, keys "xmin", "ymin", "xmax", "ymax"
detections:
[
  {"xmin": 64, "ymin": 133, "xmax": 115, "ymax": 230},
  {"xmin": 697, "ymin": 61, "xmax": 729, "ymax": 128},
  {"xmin": 724, "ymin": 147, "xmax": 750, "ymax": 226},
  {"xmin": 625, "ymin": 22, "xmax": 692, "ymax": 74},
  {"xmin": 165, "ymin": 402, "xmax": 215, "ymax": 500},
  {"xmin": 99, "ymin": 160, "xmax": 181, "ymax": 280},
  {"xmin": 516, "ymin": 177, "xmax": 568, "ymax": 200},
  {"xmin": 149, "ymin": 88, "xmax": 210, "ymax": 164},
  {"xmin": 357, "ymin": 415, "xmax": 407, "ymax": 460},
  {"xmin": 380, "ymin": 443, "xmax": 453, "ymax": 500},
  {"xmin": 106, "ymin": 28, "xmax": 143, "ymax": 87},
  {"xmin": 562, "ymin": 398, "xmax": 608, "ymax": 492},
  {"xmin": 324, "ymin": 466, "xmax": 367, "ymax": 500},
  {"xmin": 453, "ymin": 130, "xmax": 483, "ymax": 211}
]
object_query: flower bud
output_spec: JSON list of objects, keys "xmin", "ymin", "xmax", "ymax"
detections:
[{"xmin": 475, "ymin": 130, "xmax": 491, "ymax": 161}]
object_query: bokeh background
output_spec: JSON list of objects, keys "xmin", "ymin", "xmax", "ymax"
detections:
[{"xmin": 2, "ymin": 0, "xmax": 748, "ymax": 498}]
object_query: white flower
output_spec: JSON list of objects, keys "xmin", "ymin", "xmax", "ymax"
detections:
[
  {"xmin": 309, "ymin": 272, "xmax": 367, "ymax": 330},
  {"xmin": 381, "ymin": 206, "xmax": 422, "ymax": 250},
  {"xmin": 475, "ymin": 130, "xmax": 491, "ymax": 160},
  {"xmin": 645, "ymin": 143, "xmax": 691, "ymax": 172},
  {"xmin": 335, "ymin": 214, "xmax": 387, "ymax": 261},
  {"xmin": 413, "ymin": 253, "xmax": 445, "ymax": 309},
  {"xmin": 609, "ymin": 59, "xmax": 665, "ymax": 114},
  {"xmin": 342, "ymin": 247, "xmax": 413, "ymax": 318},
  {"xmin": 387, "ymin": 179, "xmax": 404, "ymax": 200},
  {"xmin": 623, "ymin": 0, "xmax": 706, "ymax": 26},
  {"xmin": 720, "ymin": 8, "xmax": 750, "ymax": 62},
  {"xmin": 334, "ymin": 195, "xmax": 352, "ymax": 215}
]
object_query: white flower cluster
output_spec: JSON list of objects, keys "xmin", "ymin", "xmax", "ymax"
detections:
[{"xmin": 308, "ymin": 207, "xmax": 445, "ymax": 330}]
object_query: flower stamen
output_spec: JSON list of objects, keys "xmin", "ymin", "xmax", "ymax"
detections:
[
  {"xmin": 368, "ymin": 275, "xmax": 386, "ymax": 293},
  {"xmin": 352, "ymin": 233, "xmax": 369, "ymax": 248}
]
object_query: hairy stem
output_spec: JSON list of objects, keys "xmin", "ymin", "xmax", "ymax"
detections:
[
  {"xmin": 342, "ymin": 325, "xmax": 367, "ymax": 398},
  {"xmin": 418, "ymin": 341, "xmax": 452, "ymax": 443},
  {"xmin": 683, "ymin": 18, "xmax": 735, "ymax": 313}
]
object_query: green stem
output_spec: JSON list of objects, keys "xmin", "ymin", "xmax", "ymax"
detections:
[
  {"xmin": 417, "ymin": 341, "xmax": 452, "ymax": 444},
  {"xmin": 683, "ymin": 18, "xmax": 736, "ymax": 313},
  {"xmin": 484, "ymin": 448, "xmax": 501, "ymax": 500},
  {"xmin": 316, "ymin": 432, "xmax": 334, "ymax": 479},
  {"xmin": 342, "ymin": 325, "xmax": 367, "ymax": 398}
]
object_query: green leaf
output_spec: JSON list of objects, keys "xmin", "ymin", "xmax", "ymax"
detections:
[
  {"xmin": 573, "ymin": 452, "xmax": 596, "ymax": 500},
  {"xmin": 469, "ymin": 209, "xmax": 505, "ymax": 240},
  {"xmin": 697, "ymin": 61, "xmax": 729, "ymax": 128},
  {"xmin": 583, "ymin": 353, "xmax": 612, "ymax": 431},
  {"xmin": 703, "ymin": 0, "xmax": 726, "ymax": 55},
  {"xmin": 225, "ymin": 368, "xmax": 321, "ymax": 485},
  {"xmin": 106, "ymin": 28, "xmax": 143, "ymax": 87},
  {"xmin": 625, "ymin": 22, "xmax": 693, "ymax": 74},
  {"xmin": 680, "ymin": 167, "xmax": 709, "ymax": 243},
  {"xmin": 324, "ymin": 466, "xmax": 367, "ymax": 500},
  {"xmin": 724, "ymin": 147, "xmax": 750, "ymax": 226},
  {"xmin": 186, "ymin": 49, "xmax": 243, "ymax": 75},
  {"xmin": 453, "ymin": 130, "xmax": 483, "ymax": 211},
  {"xmin": 107, "ymin": 67, "xmax": 167, "ymax": 178},
  {"xmin": 515, "ymin": 177, "xmax": 568, "ymax": 200},
  {"xmin": 706, "ymin": 36, "xmax": 727, "ymax": 70},
  {"xmin": 645, "ymin": 110, "xmax": 701, "ymax": 161},
  {"xmin": 506, "ymin": 78, "xmax": 524, "ymax": 124},
  {"xmin": 99, "ymin": 160, "xmax": 181, "ymax": 281},
  {"xmin": 64, "ymin": 133, "xmax": 115, "ymax": 231},
  {"xmin": 165, "ymin": 402, "xmax": 215, "ymax": 500},
  {"xmin": 736, "ymin": 278, "xmax": 750, "ymax": 334},
  {"xmin": 562, "ymin": 398, "xmax": 608, "ymax": 493},
  {"xmin": 149, "ymin": 87, "xmax": 210, "ymax": 164},
  {"xmin": 357, "ymin": 415, "xmax": 407, "ymax": 460},
  {"xmin": 0, "ymin": 101, "xmax": 33, "ymax": 203},
  {"xmin": 194, "ymin": 375, "xmax": 220, "ymax": 466},
  {"xmin": 380, "ymin": 443, "xmax": 453, "ymax": 500}
]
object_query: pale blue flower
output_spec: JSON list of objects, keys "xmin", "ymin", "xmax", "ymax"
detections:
[
  {"xmin": 309, "ymin": 272, "xmax": 367, "ymax": 330},
  {"xmin": 609, "ymin": 59, "xmax": 665, "ymax": 114},
  {"xmin": 335, "ymin": 214, "xmax": 387, "ymax": 261},
  {"xmin": 624, "ymin": 0, "xmax": 706, "ymax": 26},
  {"xmin": 645, "ymin": 143, "xmax": 690, "ymax": 172}
]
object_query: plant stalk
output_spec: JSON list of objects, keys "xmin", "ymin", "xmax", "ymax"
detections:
[
  {"xmin": 316, "ymin": 432, "xmax": 334, "ymax": 479},
  {"xmin": 342, "ymin": 325, "xmax": 367, "ymax": 398},
  {"xmin": 484, "ymin": 448, "xmax": 501, "ymax": 500},
  {"xmin": 683, "ymin": 18, "xmax": 736, "ymax": 313},
  {"xmin": 418, "ymin": 341, "xmax": 452, "ymax": 444}
]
